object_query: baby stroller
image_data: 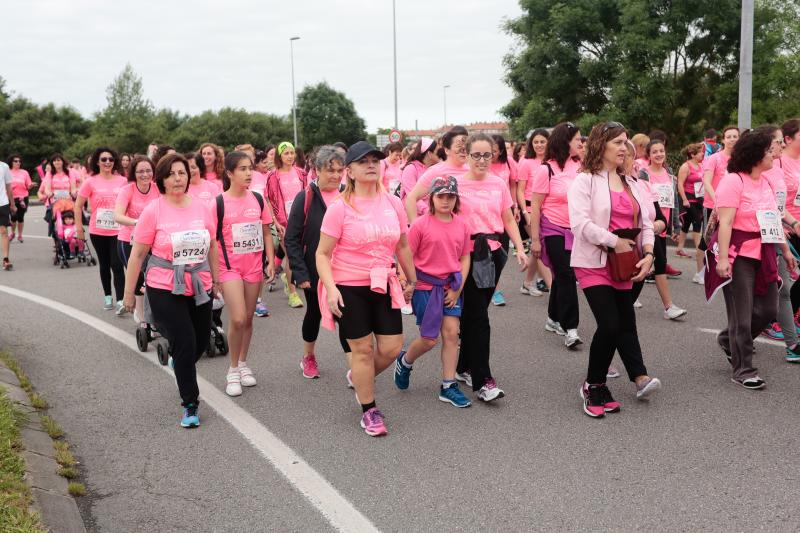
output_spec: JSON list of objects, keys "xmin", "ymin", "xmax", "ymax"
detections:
[{"xmin": 51, "ymin": 199, "xmax": 96, "ymax": 269}]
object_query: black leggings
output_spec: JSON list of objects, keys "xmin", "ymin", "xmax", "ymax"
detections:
[
  {"xmin": 583, "ymin": 285, "xmax": 648, "ymax": 384},
  {"xmin": 680, "ymin": 200, "xmax": 703, "ymax": 234},
  {"xmin": 10, "ymin": 197, "xmax": 28, "ymax": 223},
  {"xmin": 653, "ymin": 235, "xmax": 667, "ymax": 275},
  {"xmin": 147, "ymin": 287, "xmax": 212, "ymax": 407},
  {"xmin": 117, "ymin": 239, "xmax": 145, "ymax": 294},
  {"xmin": 90, "ymin": 234, "xmax": 125, "ymax": 300},
  {"xmin": 544, "ymin": 235, "xmax": 579, "ymax": 329},
  {"xmin": 457, "ymin": 248, "xmax": 507, "ymax": 391},
  {"xmin": 302, "ymin": 286, "xmax": 351, "ymax": 353}
]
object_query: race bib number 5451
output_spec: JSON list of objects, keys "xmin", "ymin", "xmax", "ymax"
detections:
[{"xmin": 171, "ymin": 229, "xmax": 210, "ymax": 265}]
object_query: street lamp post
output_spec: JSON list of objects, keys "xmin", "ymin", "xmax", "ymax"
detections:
[
  {"xmin": 738, "ymin": 0, "xmax": 754, "ymax": 130},
  {"xmin": 443, "ymin": 85, "xmax": 450, "ymax": 128},
  {"xmin": 290, "ymin": 36, "xmax": 300, "ymax": 146},
  {"xmin": 392, "ymin": 0, "xmax": 398, "ymax": 129}
]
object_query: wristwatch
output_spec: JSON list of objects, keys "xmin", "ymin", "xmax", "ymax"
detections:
[{"xmin": 644, "ymin": 251, "xmax": 654, "ymax": 259}]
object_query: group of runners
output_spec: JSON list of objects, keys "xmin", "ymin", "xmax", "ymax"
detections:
[{"xmin": 2, "ymin": 116, "xmax": 798, "ymax": 434}]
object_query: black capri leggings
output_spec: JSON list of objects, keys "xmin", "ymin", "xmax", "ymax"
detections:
[
  {"xmin": 10, "ymin": 197, "xmax": 28, "ymax": 223},
  {"xmin": 117, "ymin": 239, "xmax": 145, "ymax": 294},
  {"xmin": 680, "ymin": 200, "xmax": 703, "ymax": 234},
  {"xmin": 653, "ymin": 235, "xmax": 667, "ymax": 276},
  {"xmin": 90, "ymin": 233, "xmax": 125, "ymax": 300},
  {"xmin": 303, "ymin": 286, "xmax": 351, "ymax": 353}
]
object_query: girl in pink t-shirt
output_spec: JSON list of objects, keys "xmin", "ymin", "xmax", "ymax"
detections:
[
  {"xmin": 529, "ymin": 122, "xmax": 584, "ymax": 348},
  {"xmin": 380, "ymin": 142, "xmax": 403, "ymax": 194},
  {"xmin": 7, "ymin": 155, "xmax": 32, "ymax": 242},
  {"xmin": 200, "ymin": 143, "xmax": 225, "ymax": 191},
  {"xmin": 702, "ymin": 126, "xmax": 739, "ymax": 209},
  {"xmin": 317, "ymin": 141, "xmax": 416, "ymax": 437},
  {"xmin": 114, "ymin": 156, "xmax": 160, "ymax": 322},
  {"xmin": 217, "ymin": 151, "xmax": 276, "ymax": 397},
  {"xmin": 267, "ymin": 142, "xmax": 307, "ymax": 309},
  {"xmin": 76, "ymin": 148, "xmax": 128, "ymax": 312},
  {"xmin": 450, "ymin": 134, "xmax": 528, "ymax": 403},
  {"xmin": 396, "ymin": 176, "xmax": 471, "ymax": 407},
  {"xmin": 185, "ymin": 151, "xmax": 220, "ymax": 208},
  {"xmin": 122, "ymin": 153, "xmax": 221, "ymax": 428},
  {"xmin": 713, "ymin": 127, "xmax": 795, "ymax": 389},
  {"xmin": 400, "ymin": 138, "xmax": 440, "ymax": 217}
]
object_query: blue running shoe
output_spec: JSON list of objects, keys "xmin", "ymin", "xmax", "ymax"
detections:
[
  {"xmin": 761, "ymin": 322, "xmax": 784, "ymax": 341},
  {"xmin": 536, "ymin": 279, "xmax": 549, "ymax": 293},
  {"xmin": 787, "ymin": 345, "xmax": 800, "ymax": 363},
  {"xmin": 393, "ymin": 351, "xmax": 412, "ymax": 390},
  {"xmin": 254, "ymin": 301, "xmax": 270, "ymax": 317},
  {"xmin": 180, "ymin": 404, "xmax": 199, "ymax": 428},
  {"xmin": 491, "ymin": 291, "xmax": 506, "ymax": 306},
  {"xmin": 438, "ymin": 383, "xmax": 472, "ymax": 408}
]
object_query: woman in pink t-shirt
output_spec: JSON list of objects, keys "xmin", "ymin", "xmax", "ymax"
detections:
[
  {"xmin": 712, "ymin": 128, "xmax": 795, "ymax": 389},
  {"xmin": 702, "ymin": 126, "xmax": 739, "ymax": 211},
  {"xmin": 399, "ymin": 137, "xmax": 440, "ymax": 217},
  {"xmin": 380, "ymin": 141, "xmax": 404, "ymax": 194},
  {"xmin": 676, "ymin": 143, "xmax": 706, "ymax": 276},
  {"xmin": 44, "ymin": 154, "xmax": 77, "ymax": 203},
  {"xmin": 405, "ymin": 126, "xmax": 470, "ymax": 223},
  {"xmin": 267, "ymin": 141, "xmax": 308, "ymax": 309},
  {"xmin": 185, "ymin": 151, "xmax": 220, "ymax": 208},
  {"xmin": 217, "ymin": 151, "xmax": 276, "ymax": 397},
  {"xmin": 123, "ymin": 153, "xmax": 221, "ymax": 428},
  {"xmin": 395, "ymin": 176, "xmax": 472, "ymax": 407},
  {"xmin": 452, "ymin": 134, "xmax": 528, "ymax": 402},
  {"xmin": 569, "ymin": 123, "xmax": 660, "ymax": 418},
  {"xmin": 530, "ymin": 122, "xmax": 584, "ymax": 348},
  {"xmin": 516, "ymin": 128, "xmax": 552, "ymax": 296},
  {"xmin": 6, "ymin": 154, "xmax": 32, "ymax": 242},
  {"xmin": 317, "ymin": 141, "xmax": 416, "ymax": 437},
  {"xmin": 76, "ymin": 147, "xmax": 128, "ymax": 312},
  {"xmin": 638, "ymin": 140, "xmax": 687, "ymax": 320},
  {"xmin": 119, "ymin": 153, "xmax": 131, "ymax": 179},
  {"xmin": 113, "ymin": 156, "xmax": 160, "ymax": 322},
  {"xmin": 199, "ymin": 143, "xmax": 225, "ymax": 190}
]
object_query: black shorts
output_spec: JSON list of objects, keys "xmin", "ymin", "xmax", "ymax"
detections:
[
  {"xmin": 0, "ymin": 204, "xmax": 9, "ymax": 227},
  {"xmin": 10, "ymin": 198, "xmax": 28, "ymax": 223},
  {"xmin": 680, "ymin": 201, "xmax": 703, "ymax": 233},
  {"xmin": 335, "ymin": 284, "xmax": 402, "ymax": 339}
]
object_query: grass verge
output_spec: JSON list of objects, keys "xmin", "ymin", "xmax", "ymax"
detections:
[{"xmin": 0, "ymin": 388, "xmax": 47, "ymax": 532}]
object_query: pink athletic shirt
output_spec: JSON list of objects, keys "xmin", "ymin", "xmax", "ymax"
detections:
[
  {"xmin": 532, "ymin": 158, "xmax": 581, "ymax": 228},
  {"xmin": 490, "ymin": 159, "xmax": 518, "ymax": 188},
  {"xmin": 780, "ymin": 154, "xmax": 800, "ymax": 220},
  {"xmin": 645, "ymin": 165, "xmax": 672, "ymax": 235},
  {"xmin": 10, "ymin": 169, "xmax": 32, "ymax": 199},
  {"xmin": 683, "ymin": 161, "xmax": 704, "ymax": 196},
  {"xmin": 78, "ymin": 175, "xmax": 127, "ymax": 236},
  {"xmin": 320, "ymin": 193, "xmax": 407, "ymax": 286},
  {"xmin": 278, "ymin": 168, "xmax": 303, "ymax": 214},
  {"xmin": 249, "ymin": 170, "xmax": 268, "ymax": 198},
  {"xmin": 400, "ymin": 161, "xmax": 429, "ymax": 216},
  {"xmin": 457, "ymin": 174, "xmax": 514, "ymax": 253},
  {"xmin": 715, "ymin": 172, "xmax": 779, "ymax": 260},
  {"xmin": 187, "ymin": 179, "xmax": 220, "ymax": 209},
  {"xmin": 135, "ymin": 197, "xmax": 216, "ymax": 295},
  {"xmin": 320, "ymin": 188, "xmax": 341, "ymax": 207},
  {"xmin": 115, "ymin": 182, "xmax": 160, "ymax": 243},
  {"xmin": 517, "ymin": 158, "xmax": 543, "ymax": 203},
  {"xmin": 575, "ymin": 189, "xmax": 638, "ymax": 290},
  {"xmin": 762, "ymin": 165, "xmax": 787, "ymax": 218},
  {"xmin": 205, "ymin": 172, "xmax": 223, "ymax": 191},
  {"xmin": 408, "ymin": 213, "xmax": 470, "ymax": 290},
  {"xmin": 217, "ymin": 192, "xmax": 273, "ymax": 279},
  {"xmin": 381, "ymin": 159, "xmax": 403, "ymax": 193},
  {"xmin": 702, "ymin": 151, "xmax": 731, "ymax": 209}
]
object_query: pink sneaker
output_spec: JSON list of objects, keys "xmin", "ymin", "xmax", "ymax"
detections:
[
  {"xmin": 301, "ymin": 354, "xmax": 319, "ymax": 379},
  {"xmin": 579, "ymin": 382, "xmax": 606, "ymax": 418},
  {"xmin": 359, "ymin": 407, "xmax": 387, "ymax": 437}
]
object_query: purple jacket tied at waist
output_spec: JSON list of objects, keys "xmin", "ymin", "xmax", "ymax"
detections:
[
  {"xmin": 539, "ymin": 214, "xmax": 574, "ymax": 269},
  {"xmin": 416, "ymin": 269, "xmax": 462, "ymax": 339},
  {"xmin": 704, "ymin": 229, "xmax": 779, "ymax": 303}
]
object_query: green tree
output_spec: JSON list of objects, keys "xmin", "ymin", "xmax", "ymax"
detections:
[
  {"xmin": 170, "ymin": 108, "xmax": 293, "ymax": 152},
  {"xmin": 502, "ymin": 0, "xmax": 800, "ymax": 145},
  {"xmin": 296, "ymin": 82, "xmax": 367, "ymax": 148}
]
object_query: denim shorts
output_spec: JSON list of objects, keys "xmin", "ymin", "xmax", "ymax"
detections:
[{"xmin": 412, "ymin": 288, "xmax": 462, "ymax": 327}]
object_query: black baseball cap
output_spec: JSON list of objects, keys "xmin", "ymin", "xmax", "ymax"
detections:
[{"xmin": 345, "ymin": 141, "xmax": 386, "ymax": 166}]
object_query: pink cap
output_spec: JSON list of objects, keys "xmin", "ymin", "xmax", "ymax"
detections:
[{"xmin": 419, "ymin": 137, "xmax": 435, "ymax": 154}]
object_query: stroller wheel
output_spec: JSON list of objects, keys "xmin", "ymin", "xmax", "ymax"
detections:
[
  {"xmin": 89, "ymin": 258, "xmax": 96, "ymax": 266},
  {"xmin": 136, "ymin": 327, "xmax": 149, "ymax": 352},
  {"xmin": 156, "ymin": 342, "xmax": 169, "ymax": 365},
  {"xmin": 215, "ymin": 330, "xmax": 229, "ymax": 356},
  {"xmin": 206, "ymin": 334, "xmax": 217, "ymax": 358}
]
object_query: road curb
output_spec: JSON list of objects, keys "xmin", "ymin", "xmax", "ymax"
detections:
[{"xmin": 0, "ymin": 361, "xmax": 86, "ymax": 533}]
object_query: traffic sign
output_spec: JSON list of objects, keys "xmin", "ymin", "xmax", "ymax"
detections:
[{"xmin": 389, "ymin": 129, "xmax": 402, "ymax": 143}]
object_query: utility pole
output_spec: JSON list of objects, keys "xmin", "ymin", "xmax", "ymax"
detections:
[
  {"xmin": 392, "ymin": 0, "xmax": 398, "ymax": 129},
  {"xmin": 738, "ymin": 0, "xmax": 754, "ymax": 130},
  {"xmin": 290, "ymin": 36, "xmax": 300, "ymax": 146}
]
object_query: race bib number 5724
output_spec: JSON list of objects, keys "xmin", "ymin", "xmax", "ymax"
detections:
[{"xmin": 171, "ymin": 229, "xmax": 210, "ymax": 265}]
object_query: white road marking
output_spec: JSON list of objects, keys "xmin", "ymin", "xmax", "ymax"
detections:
[
  {"xmin": 697, "ymin": 327, "xmax": 784, "ymax": 347},
  {"xmin": 10, "ymin": 234, "xmax": 50, "ymax": 240},
  {"xmin": 0, "ymin": 284, "xmax": 379, "ymax": 533}
]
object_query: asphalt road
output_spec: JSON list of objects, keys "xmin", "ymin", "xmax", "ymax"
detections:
[{"xmin": 2, "ymin": 205, "xmax": 799, "ymax": 532}]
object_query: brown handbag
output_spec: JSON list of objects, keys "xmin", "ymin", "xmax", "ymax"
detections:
[{"xmin": 606, "ymin": 182, "xmax": 642, "ymax": 282}]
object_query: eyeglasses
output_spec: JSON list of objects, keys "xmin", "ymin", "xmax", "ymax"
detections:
[
  {"xmin": 601, "ymin": 121, "xmax": 625, "ymax": 133},
  {"xmin": 99, "ymin": 157, "xmax": 115, "ymax": 163},
  {"xmin": 469, "ymin": 152, "xmax": 493, "ymax": 161},
  {"xmin": 135, "ymin": 169, "xmax": 153, "ymax": 176}
]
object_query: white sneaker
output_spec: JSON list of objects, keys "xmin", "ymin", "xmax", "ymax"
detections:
[
  {"xmin": 545, "ymin": 318, "xmax": 566, "ymax": 336},
  {"xmin": 633, "ymin": 299, "xmax": 643, "ymax": 309},
  {"xmin": 565, "ymin": 329, "xmax": 582, "ymax": 348},
  {"xmin": 115, "ymin": 301, "xmax": 127, "ymax": 316},
  {"xmin": 133, "ymin": 308, "xmax": 141, "ymax": 323},
  {"xmin": 692, "ymin": 272, "xmax": 705, "ymax": 285},
  {"xmin": 225, "ymin": 370, "xmax": 242, "ymax": 396},
  {"xmin": 636, "ymin": 377, "xmax": 662, "ymax": 399},
  {"xmin": 520, "ymin": 283, "xmax": 543, "ymax": 296},
  {"xmin": 239, "ymin": 365, "xmax": 257, "ymax": 387},
  {"xmin": 477, "ymin": 379, "xmax": 504, "ymax": 402},
  {"xmin": 607, "ymin": 366, "xmax": 621, "ymax": 378},
  {"xmin": 346, "ymin": 369, "xmax": 354, "ymax": 389},
  {"xmin": 456, "ymin": 371, "xmax": 473, "ymax": 388},
  {"xmin": 400, "ymin": 305, "xmax": 413, "ymax": 315},
  {"xmin": 663, "ymin": 304, "xmax": 688, "ymax": 320}
]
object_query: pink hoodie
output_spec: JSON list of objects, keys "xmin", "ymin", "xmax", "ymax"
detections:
[{"xmin": 567, "ymin": 171, "xmax": 654, "ymax": 269}]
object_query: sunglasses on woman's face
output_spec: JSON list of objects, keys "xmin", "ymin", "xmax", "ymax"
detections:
[
  {"xmin": 601, "ymin": 121, "xmax": 625, "ymax": 133},
  {"xmin": 99, "ymin": 157, "xmax": 115, "ymax": 163}
]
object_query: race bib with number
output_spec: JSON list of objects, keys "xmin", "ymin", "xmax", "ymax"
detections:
[
  {"xmin": 389, "ymin": 179, "xmax": 401, "ymax": 195},
  {"xmin": 54, "ymin": 189, "xmax": 70, "ymax": 200},
  {"xmin": 776, "ymin": 191, "xmax": 787, "ymax": 216},
  {"xmin": 756, "ymin": 210, "xmax": 784, "ymax": 244},
  {"xmin": 656, "ymin": 184, "xmax": 675, "ymax": 209},
  {"xmin": 171, "ymin": 229, "xmax": 210, "ymax": 265},
  {"xmin": 693, "ymin": 181, "xmax": 704, "ymax": 198},
  {"xmin": 95, "ymin": 208, "xmax": 120, "ymax": 230},
  {"xmin": 231, "ymin": 222, "xmax": 263, "ymax": 254}
]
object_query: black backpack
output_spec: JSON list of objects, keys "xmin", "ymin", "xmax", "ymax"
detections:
[{"xmin": 215, "ymin": 191, "xmax": 267, "ymax": 271}]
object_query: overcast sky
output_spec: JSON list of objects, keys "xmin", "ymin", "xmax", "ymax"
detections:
[{"xmin": 2, "ymin": 0, "xmax": 523, "ymax": 133}]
